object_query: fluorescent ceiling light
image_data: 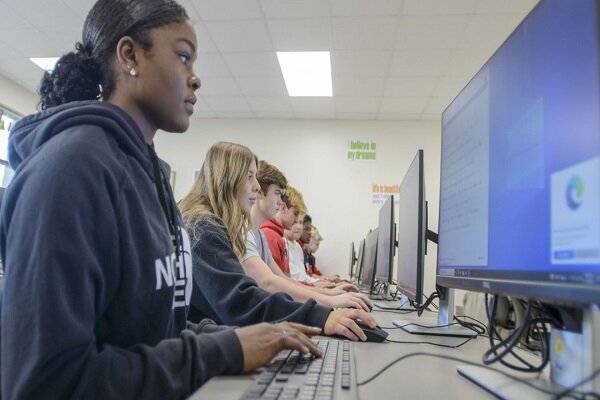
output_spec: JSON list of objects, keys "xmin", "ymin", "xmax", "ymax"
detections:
[
  {"xmin": 30, "ymin": 57, "xmax": 60, "ymax": 72},
  {"xmin": 277, "ymin": 51, "xmax": 332, "ymax": 97}
]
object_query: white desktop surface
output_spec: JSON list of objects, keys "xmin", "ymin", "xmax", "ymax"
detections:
[{"xmin": 188, "ymin": 305, "xmax": 541, "ymax": 399}]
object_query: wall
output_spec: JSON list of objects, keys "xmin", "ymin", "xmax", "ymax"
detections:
[
  {"xmin": 154, "ymin": 117, "xmax": 444, "ymax": 298},
  {"xmin": 0, "ymin": 73, "xmax": 37, "ymax": 117}
]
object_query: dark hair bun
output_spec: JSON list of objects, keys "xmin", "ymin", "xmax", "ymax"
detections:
[{"xmin": 38, "ymin": 46, "xmax": 102, "ymax": 110}]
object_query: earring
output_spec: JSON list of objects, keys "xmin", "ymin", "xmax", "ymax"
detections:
[{"xmin": 129, "ymin": 68, "xmax": 137, "ymax": 77}]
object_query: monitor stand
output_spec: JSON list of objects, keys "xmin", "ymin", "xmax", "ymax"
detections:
[
  {"xmin": 393, "ymin": 287, "xmax": 477, "ymax": 337},
  {"xmin": 457, "ymin": 307, "xmax": 600, "ymax": 399}
]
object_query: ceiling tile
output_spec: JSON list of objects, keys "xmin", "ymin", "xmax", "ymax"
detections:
[
  {"xmin": 4, "ymin": 0, "xmax": 81, "ymax": 29},
  {"xmin": 332, "ymin": 16, "xmax": 399, "ymax": 50},
  {"xmin": 0, "ymin": 58, "xmax": 45, "ymax": 85},
  {"xmin": 192, "ymin": 0, "xmax": 263, "ymax": 21},
  {"xmin": 475, "ymin": 0, "xmax": 539, "ymax": 15},
  {"xmin": 194, "ymin": 23, "xmax": 220, "ymax": 53},
  {"xmin": 203, "ymin": 96, "xmax": 251, "ymax": 112},
  {"xmin": 195, "ymin": 53, "xmax": 231, "ymax": 77},
  {"xmin": 267, "ymin": 18, "xmax": 332, "ymax": 51},
  {"xmin": 0, "ymin": 29, "xmax": 64, "ymax": 57},
  {"xmin": 0, "ymin": 1, "xmax": 33, "ymax": 30},
  {"xmin": 396, "ymin": 15, "xmax": 471, "ymax": 50},
  {"xmin": 432, "ymin": 76, "xmax": 470, "ymax": 97},
  {"xmin": 62, "ymin": 0, "xmax": 96, "ymax": 21},
  {"xmin": 198, "ymin": 77, "xmax": 241, "ymax": 96},
  {"xmin": 335, "ymin": 112, "xmax": 378, "ymax": 120},
  {"xmin": 222, "ymin": 52, "xmax": 282, "ymax": 77},
  {"xmin": 205, "ymin": 20, "xmax": 273, "ymax": 52},
  {"xmin": 461, "ymin": 14, "xmax": 523, "ymax": 51},
  {"xmin": 39, "ymin": 28, "xmax": 83, "ymax": 55},
  {"xmin": 402, "ymin": 0, "xmax": 478, "ymax": 15},
  {"xmin": 290, "ymin": 97, "xmax": 335, "ymax": 113},
  {"xmin": 380, "ymin": 97, "xmax": 428, "ymax": 114},
  {"xmin": 215, "ymin": 111, "xmax": 256, "ymax": 119},
  {"xmin": 383, "ymin": 77, "xmax": 437, "ymax": 97},
  {"xmin": 331, "ymin": 0, "xmax": 402, "ymax": 17},
  {"xmin": 333, "ymin": 76, "xmax": 385, "ymax": 97},
  {"xmin": 246, "ymin": 96, "xmax": 293, "ymax": 113},
  {"xmin": 332, "ymin": 51, "xmax": 393, "ymax": 77},
  {"xmin": 236, "ymin": 76, "xmax": 288, "ymax": 96},
  {"xmin": 444, "ymin": 50, "xmax": 491, "ymax": 77},
  {"xmin": 335, "ymin": 97, "xmax": 381, "ymax": 113},
  {"xmin": 295, "ymin": 112, "xmax": 336, "ymax": 119},
  {"xmin": 423, "ymin": 96, "xmax": 452, "ymax": 114},
  {"xmin": 254, "ymin": 111, "xmax": 295, "ymax": 119},
  {"xmin": 389, "ymin": 50, "xmax": 451, "ymax": 76},
  {"xmin": 260, "ymin": 0, "xmax": 330, "ymax": 18}
]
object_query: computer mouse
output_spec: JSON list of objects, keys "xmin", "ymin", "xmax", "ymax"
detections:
[{"xmin": 355, "ymin": 319, "xmax": 389, "ymax": 343}]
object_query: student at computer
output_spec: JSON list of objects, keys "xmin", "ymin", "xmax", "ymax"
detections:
[
  {"xmin": 179, "ymin": 142, "xmax": 377, "ymax": 341},
  {"xmin": 0, "ymin": 2, "xmax": 325, "ymax": 399},
  {"xmin": 285, "ymin": 219, "xmax": 320, "ymax": 284},
  {"xmin": 261, "ymin": 186, "xmax": 307, "ymax": 276},
  {"xmin": 304, "ymin": 226, "xmax": 341, "ymax": 282},
  {"xmin": 242, "ymin": 160, "xmax": 371, "ymax": 309}
]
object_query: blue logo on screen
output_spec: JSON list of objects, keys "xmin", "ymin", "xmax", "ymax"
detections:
[{"xmin": 566, "ymin": 175, "xmax": 584, "ymax": 210}]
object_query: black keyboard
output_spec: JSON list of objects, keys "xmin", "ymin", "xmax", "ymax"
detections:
[{"xmin": 240, "ymin": 339, "xmax": 357, "ymax": 400}]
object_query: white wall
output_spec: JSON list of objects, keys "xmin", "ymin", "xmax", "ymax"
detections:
[
  {"xmin": 155, "ymin": 117, "xmax": 443, "ymax": 298},
  {"xmin": 0, "ymin": 73, "xmax": 37, "ymax": 117}
]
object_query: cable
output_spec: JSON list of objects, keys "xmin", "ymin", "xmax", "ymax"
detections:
[
  {"xmin": 356, "ymin": 351, "xmax": 600, "ymax": 399},
  {"xmin": 373, "ymin": 303, "xmax": 415, "ymax": 312},
  {"xmin": 483, "ymin": 294, "xmax": 551, "ymax": 373},
  {"xmin": 385, "ymin": 335, "xmax": 476, "ymax": 349}
]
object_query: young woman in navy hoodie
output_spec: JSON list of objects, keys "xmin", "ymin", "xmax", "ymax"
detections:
[
  {"xmin": 179, "ymin": 142, "xmax": 378, "ymax": 340},
  {"xmin": 0, "ymin": 1, "xmax": 323, "ymax": 399}
]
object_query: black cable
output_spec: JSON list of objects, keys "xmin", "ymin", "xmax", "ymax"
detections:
[
  {"xmin": 372, "ymin": 309, "xmax": 414, "ymax": 314},
  {"xmin": 373, "ymin": 303, "xmax": 415, "ymax": 312},
  {"xmin": 418, "ymin": 292, "xmax": 439, "ymax": 316},
  {"xmin": 454, "ymin": 316, "xmax": 486, "ymax": 335},
  {"xmin": 483, "ymin": 294, "xmax": 552, "ymax": 373},
  {"xmin": 385, "ymin": 335, "xmax": 476, "ymax": 349},
  {"xmin": 356, "ymin": 351, "xmax": 600, "ymax": 399}
]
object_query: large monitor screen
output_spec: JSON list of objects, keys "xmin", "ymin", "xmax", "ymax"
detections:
[
  {"xmin": 437, "ymin": 0, "xmax": 600, "ymax": 304},
  {"xmin": 397, "ymin": 150, "xmax": 426, "ymax": 305},
  {"xmin": 359, "ymin": 228, "xmax": 378, "ymax": 291},
  {"xmin": 375, "ymin": 196, "xmax": 394, "ymax": 284}
]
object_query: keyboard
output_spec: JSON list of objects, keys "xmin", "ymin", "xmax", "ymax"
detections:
[{"xmin": 240, "ymin": 339, "xmax": 358, "ymax": 400}]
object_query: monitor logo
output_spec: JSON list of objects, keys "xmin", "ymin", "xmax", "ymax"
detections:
[{"xmin": 565, "ymin": 175, "xmax": 584, "ymax": 210}]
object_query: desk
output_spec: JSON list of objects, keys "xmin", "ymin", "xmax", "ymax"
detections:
[{"xmin": 189, "ymin": 304, "xmax": 542, "ymax": 399}]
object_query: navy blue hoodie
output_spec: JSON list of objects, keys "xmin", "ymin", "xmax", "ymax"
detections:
[
  {"xmin": 0, "ymin": 101, "xmax": 243, "ymax": 400},
  {"xmin": 185, "ymin": 218, "xmax": 331, "ymax": 328}
]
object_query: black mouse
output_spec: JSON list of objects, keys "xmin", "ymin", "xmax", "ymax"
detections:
[{"xmin": 355, "ymin": 320, "xmax": 388, "ymax": 343}]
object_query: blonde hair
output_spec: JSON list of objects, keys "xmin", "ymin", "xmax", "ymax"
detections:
[
  {"xmin": 311, "ymin": 226, "xmax": 323, "ymax": 242},
  {"xmin": 179, "ymin": 141, "xmax": 258, "ymax": 261},
  {"xmin": 283, "ymin": 185, "xmax": 308, "ymax": 215}
]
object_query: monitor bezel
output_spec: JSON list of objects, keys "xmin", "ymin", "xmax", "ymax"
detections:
[
  {"xmin": 375, "ymin": 195, "xmax": 395, "ymax": 285},
  {"xmin": 396, "ymin": 150, "xmax": 426, "ymax": 306}
]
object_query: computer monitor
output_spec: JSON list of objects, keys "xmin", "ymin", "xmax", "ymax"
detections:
[
  {"xmin": 353, "ymin": 239, "xmax": 365, "ymax": 282},
  {"xmin": 375, "ymin": 196, "xmax": 395, "ymax": 289},
  {"xmin": 437, "ymin": 0, "xmax": 600, "ymax": 395},
  {"xmin": 348, "ymin": 241, "xmax": 356, "ymax": 278},
  {"xmin": 396, "ymin": 150, "xmax": 426, "ymax": 308},
  {"xmin": 358, "ymin": 228, "xmax": 378, "ymax": 292}
]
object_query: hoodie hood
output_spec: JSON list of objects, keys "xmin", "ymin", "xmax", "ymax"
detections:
[
  {"xmin": 261, "ymin": 219, "xmax": 284, "ymax": 236},
  {"xmin": 8, "ymin": 101, "xmax": 150, "ymax": 174}
]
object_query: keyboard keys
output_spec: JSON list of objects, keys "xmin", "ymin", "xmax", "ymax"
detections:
[{"xmin": 239, "ymin": 339, "xmax": 355, "ymax": 400}]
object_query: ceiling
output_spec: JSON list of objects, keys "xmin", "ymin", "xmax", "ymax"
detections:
[{"xmin": 0, "ymin": 0, "xmax": 539, "ymax": 120}]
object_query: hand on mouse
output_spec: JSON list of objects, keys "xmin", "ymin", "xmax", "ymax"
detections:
[{"xmin": 323, "ymin": 309, "xmax": 378, "ymax": 341}]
